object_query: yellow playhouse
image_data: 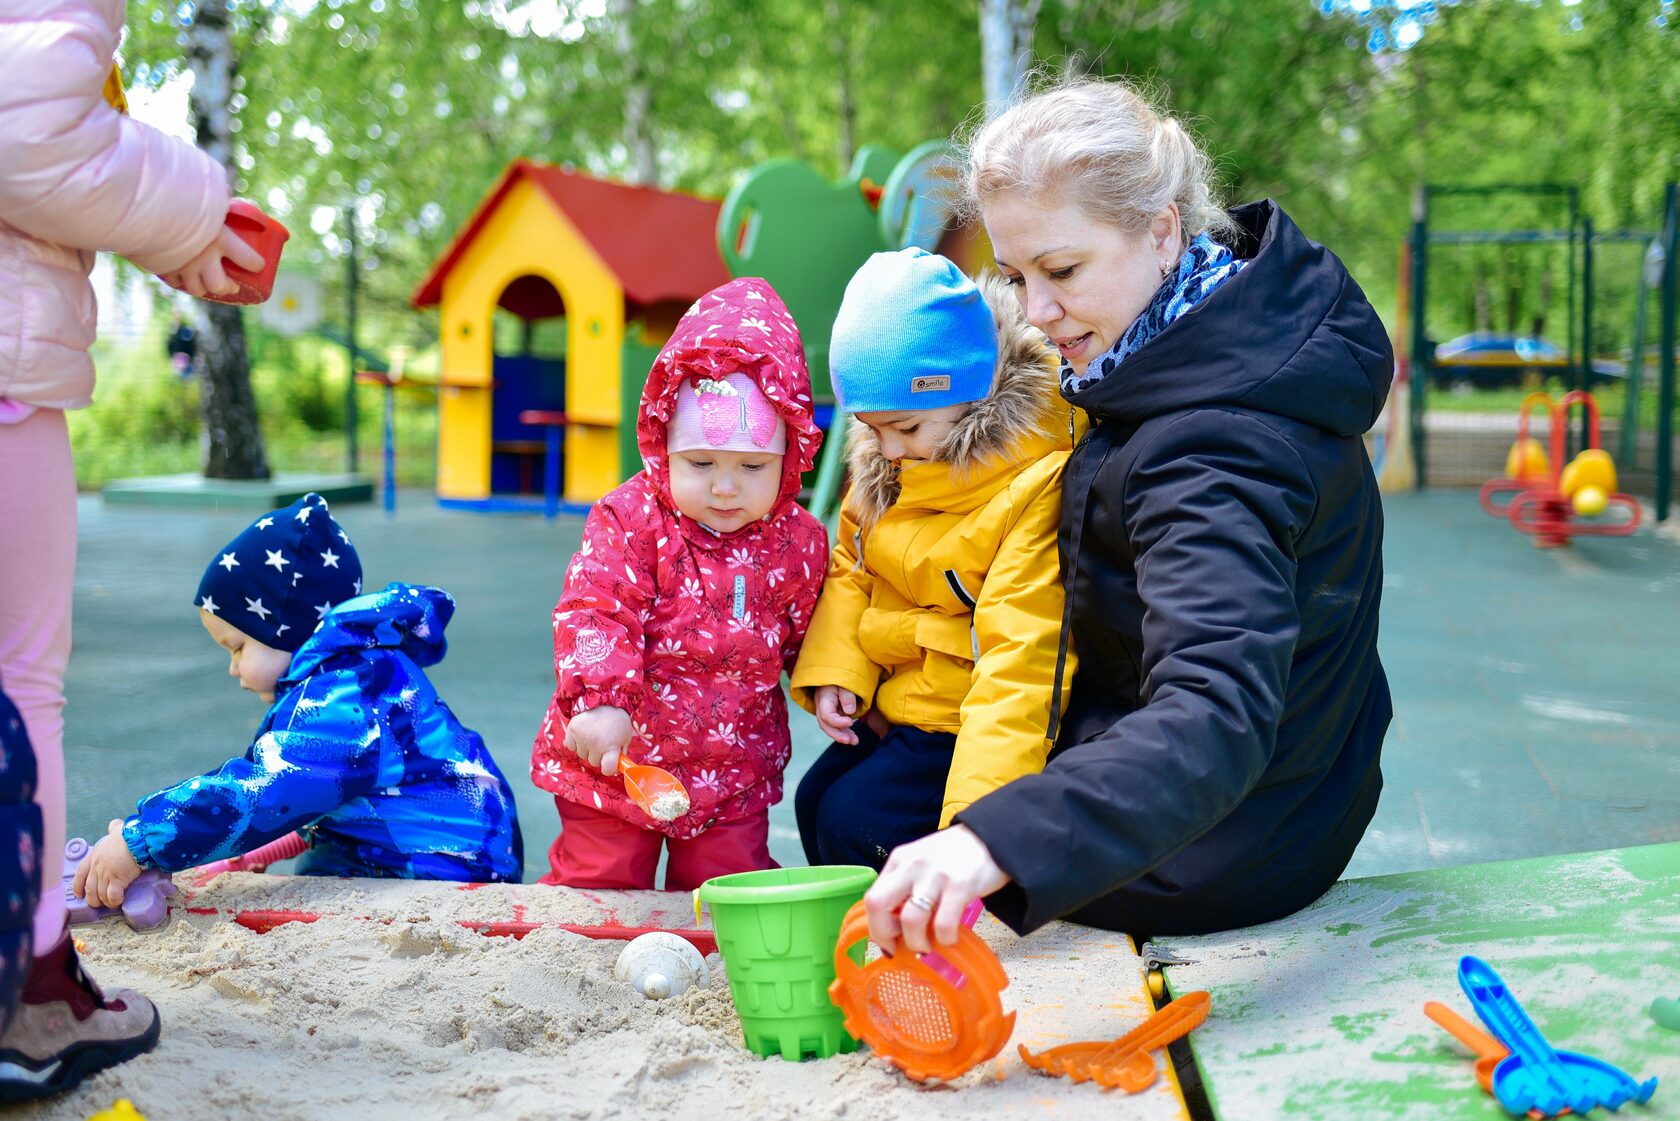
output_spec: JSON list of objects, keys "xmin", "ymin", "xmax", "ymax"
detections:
[{"xmin": 411, "ymin": 159, "xmax": 731, "ymax": 509}]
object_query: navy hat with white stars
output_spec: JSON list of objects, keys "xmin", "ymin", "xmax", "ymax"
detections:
[{"xmin": 194, "ymin": 493, "xmax": 363, "ymax": 652}]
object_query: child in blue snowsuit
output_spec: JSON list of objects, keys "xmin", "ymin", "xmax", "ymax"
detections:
[{"xmin": 74, "ymin": 494, "xmax": 522, "ymax": 907}]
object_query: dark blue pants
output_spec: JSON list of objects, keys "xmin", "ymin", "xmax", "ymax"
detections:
[
  {"xmin": 795, "ymin": 722, "xmax": 957, "ymax": 870},
  {"xmin": 0, "ymin": 684, "xmax": 41, "ymax": 1034}
]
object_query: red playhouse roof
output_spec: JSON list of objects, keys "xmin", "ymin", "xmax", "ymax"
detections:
[{"xmin": 411, "ymin": 159, "xmax": 730, "ymax": 317}]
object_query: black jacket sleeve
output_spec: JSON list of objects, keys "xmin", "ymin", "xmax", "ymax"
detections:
[{"xmin": 956, "ymin": 410, "xmax": 1319, "ymax": 933}]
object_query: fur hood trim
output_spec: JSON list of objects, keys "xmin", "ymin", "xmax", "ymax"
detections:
[{"xmin": 846, "ymin": 272, "xmax": 1061, "ymax": 527}]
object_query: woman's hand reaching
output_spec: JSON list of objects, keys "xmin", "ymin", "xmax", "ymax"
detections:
[{"xmin": 864, "ymin": 824, "xmax": 1010, "ymax": 956}]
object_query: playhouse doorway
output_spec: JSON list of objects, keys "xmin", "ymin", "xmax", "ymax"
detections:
[{"xmin": 489, "ymin": 274, "xmax": 566, "ymax": 500}]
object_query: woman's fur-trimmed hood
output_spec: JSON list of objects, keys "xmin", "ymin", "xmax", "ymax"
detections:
[{"xmin": 846, "ymin": 272, "xmax": 1063, "ymax": 527}]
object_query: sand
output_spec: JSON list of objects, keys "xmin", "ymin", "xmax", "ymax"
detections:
[
  {"xmin": 20, "ymin": 875, "xmax": 1187, "ymax": 1121},
  {"xmin": 645, "ymin": 791, "xmax": 691, "ymax": 822}
]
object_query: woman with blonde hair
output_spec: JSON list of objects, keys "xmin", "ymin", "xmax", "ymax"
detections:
[{"xmin": 864, "ymin": 76, "xmax": 1395, "ymax": 954}]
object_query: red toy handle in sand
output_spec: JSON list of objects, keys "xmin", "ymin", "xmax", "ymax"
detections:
[{"xmin": 185, "ymin": 830, "xmax": 311, "ymax": 886}]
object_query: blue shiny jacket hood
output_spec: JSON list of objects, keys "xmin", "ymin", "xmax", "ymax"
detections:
[
  {"xmin": 286, "ymin": 581, "xmax": 454, "ymax": 679},
  {"xmin": 125, "ymin": 583, "xmax": 523, "ymax": 882}
]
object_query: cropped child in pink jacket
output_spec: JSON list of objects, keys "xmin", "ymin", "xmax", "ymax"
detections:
[
  {"xmin": 0, "ymin": 0, "xmax": 263, "ymax": 1100},
  {"xmin": 531, "ymin": 278, "xmax": 828, "ymax": 891}
]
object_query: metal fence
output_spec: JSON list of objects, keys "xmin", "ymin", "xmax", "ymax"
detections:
[{"xmin": 1405, "ymin": 183, "xmax": 1680, "ymax": 521}]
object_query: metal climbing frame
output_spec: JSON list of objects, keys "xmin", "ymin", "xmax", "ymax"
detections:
[
  {"xmin": 1657, "ymin": 183, "xmax": 1679, "ymax": 522},
  {"xmin": 1407, "ymin": 183, "xmax": 1578, "ymax": 490},
  {"xmin": 1407, "ymin": 182, "xmax": 1679, "ymax": 519}
]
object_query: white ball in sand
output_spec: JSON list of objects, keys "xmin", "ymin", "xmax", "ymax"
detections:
[{"xmin": 613, "ymin": 932, "xmax": 709, "ymax": 1000}]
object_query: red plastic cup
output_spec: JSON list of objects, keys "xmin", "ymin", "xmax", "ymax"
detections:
[{"xmin": 211, "ymin": 199, "xmax": 289, "ymax": 305}]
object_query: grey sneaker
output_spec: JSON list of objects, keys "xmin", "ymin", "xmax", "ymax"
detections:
[{"xmin": 0, "ymin": 931, "xmax": 159, "ymax": 1102}]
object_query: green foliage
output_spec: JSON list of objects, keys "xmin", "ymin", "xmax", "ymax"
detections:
[
  {"xmin": 115, "ymin": 0, "xmax": 986, "ymax": 317},
  {"xmin": 1039, "ymin": 1, "xmax": 1675, "ymax": 341},
  {"xmin": 106, "ymin": 0, "xmax": 1675, "ymax": 441},
  {"xmin": 66, "ymin": 375, "xmax": 202, "ymax": 483},
  {"xmin": 72, "ymin": 303, "xmax": 440, "ymax": 490}
]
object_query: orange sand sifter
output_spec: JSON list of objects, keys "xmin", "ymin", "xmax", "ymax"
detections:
[{"xmin": 827, "ymin": 899, "xmax": 1015, "ymax": 1082}]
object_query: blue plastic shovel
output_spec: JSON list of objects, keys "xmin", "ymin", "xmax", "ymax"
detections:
[{"xmin": 1459, "ymin": 955, "xmax": 1658, "ymax": 1117}]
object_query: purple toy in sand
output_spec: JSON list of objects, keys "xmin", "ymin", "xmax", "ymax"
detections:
[{"xmin": 61, "ymin": 837, "xmax": 177, "ymax": 931}]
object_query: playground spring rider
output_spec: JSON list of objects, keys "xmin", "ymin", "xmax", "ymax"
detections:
[{"xmin": 1479, "ymin": 391, "xmax": 1640, "ymax": 547}]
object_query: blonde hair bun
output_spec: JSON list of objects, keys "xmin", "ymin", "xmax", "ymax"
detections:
[{"xmin": 959, "ymin": 76, "xmax": 1234, "ymax": 242}]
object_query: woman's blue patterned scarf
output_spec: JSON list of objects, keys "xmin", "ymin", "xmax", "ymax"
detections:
[{"xmin": 1060, "ymin": 232, "xmax": 1246, "ymax": 395}]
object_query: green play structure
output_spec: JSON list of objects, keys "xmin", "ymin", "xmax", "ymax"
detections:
[{"xmin": 715, "ymin": 139, "xmax": 987, "ymax": 523}]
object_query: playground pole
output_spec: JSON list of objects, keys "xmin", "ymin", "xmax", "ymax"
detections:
[
  {"xmin": 807, "ymin": 417, "xmax": 848, "ymax": 527},
  {"xmin": 1615, "ymin": 240, "xmax": 1660, "ymax": 468},
  {"xmin": 345, "ymin": 206, "xmax": 360, "ymax": 476},
  {"xmin": 1580, "ymin": 215, "xmax": 1594, "ymax": 455},
  {"xmin": 1408, "ymin": 186, "xmax": 1429, "ymax": 489},
  {"xmin": 1656, "ymin": 182, "xmax": 1678, "ymax": 523},
  {"xmin": 1566, "ymin": 187, "xmax": 1579, "ymax": 399}
]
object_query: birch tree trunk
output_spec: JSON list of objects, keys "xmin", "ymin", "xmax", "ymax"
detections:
[
  {"xmin": 827, "ymin": 0, "xmax": 857, "ymax": 172},
  {"xmin": 614, "ymin": 0, "xmax": 657, "ymax": 185},
  {"xmin": 979, "ymin": 0, "xmax": 1039, "ymax": 116},
  {"xmin": 187, "ymin": 0, "xmax": 269, "ymax": 479}
]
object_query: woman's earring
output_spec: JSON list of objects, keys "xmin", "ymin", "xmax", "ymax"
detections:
[{"xmin": 1159, "ymin": 259, "xmax": 1172, "ymax": 280}]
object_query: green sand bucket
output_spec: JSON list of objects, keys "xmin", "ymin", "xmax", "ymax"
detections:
[{"xmin": 696, "ymin": 865, "xmax": 876, "ymax": 1061}]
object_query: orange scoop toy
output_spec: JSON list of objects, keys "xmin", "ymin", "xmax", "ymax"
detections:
[
  {"xmin": 828, "ymin": 900, "xmax": 1015, "ymax": 1082},
  {"xmin": 1423, "ymin": 1001, "xmax": 1567, "ymax": 1119},
  {"xmin": 1020, "ymin": 990, "xmax": 1211, "ymax": 1092},
  {"xmin": 617, "ymin": 754, "xmax": 689, "ymax": 822}
]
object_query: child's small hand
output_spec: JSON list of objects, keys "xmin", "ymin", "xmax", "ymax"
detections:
[
  {"xmin": 72, "ymin": 819, "xmax": 144, "ymax": 909},
  {"xmin": 565, "ymin": 705, "xmax": 633, "ymax": 776},
  {"xmin": 159, "ymin": 225, "xmax": 265, "ymax": 299},
  {"xmin": 814, "ymin": 685, "xmax": 862, "ymax": 745}
]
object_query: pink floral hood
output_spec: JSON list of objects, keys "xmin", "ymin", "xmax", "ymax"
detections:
[{"xmin": 637, "ymin": 278, "xmax": 822, "ymax": 532}]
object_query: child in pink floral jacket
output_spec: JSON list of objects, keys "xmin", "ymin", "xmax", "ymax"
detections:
[{"xmin": 531, "ymin": 278, "xmax": 828, "ymax": 890}]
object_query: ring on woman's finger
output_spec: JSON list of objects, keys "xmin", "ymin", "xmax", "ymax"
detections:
[{"xmin": 905, "ymin": 893, "xmax": 935, "ymax": 912}]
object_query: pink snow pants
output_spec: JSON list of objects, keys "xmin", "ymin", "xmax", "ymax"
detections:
[{"xmin": 0, "ymin": 408, "xmax": 74, "ymax": 948}]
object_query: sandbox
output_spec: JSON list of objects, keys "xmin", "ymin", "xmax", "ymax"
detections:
[{"xmin": 32, "ymin": 875, "xmax": 1188, "ymax": 1121}]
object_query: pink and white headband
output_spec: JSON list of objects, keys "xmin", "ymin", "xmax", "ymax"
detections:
[{"xmin": 666, "ymin": 372, "xmax": 787, "ymax": 456}]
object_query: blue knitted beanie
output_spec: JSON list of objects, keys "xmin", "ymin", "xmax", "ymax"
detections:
[
  {"xmin": 194, "ymin": 493, "xmax": 363, "ymax": 651},
  {"xmin": 828, "ymin": 248, "xmax": 998, "ymax": 414}
]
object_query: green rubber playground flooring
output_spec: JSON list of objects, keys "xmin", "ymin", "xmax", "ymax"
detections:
[{"xmin": 60, "ymin": 489, "xmax": 1680, "ymax": 884}]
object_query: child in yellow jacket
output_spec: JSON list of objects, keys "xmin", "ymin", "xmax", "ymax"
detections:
[{"xmin": 791, "ymin": 248, "xmax": 1076, "ymax": 869}]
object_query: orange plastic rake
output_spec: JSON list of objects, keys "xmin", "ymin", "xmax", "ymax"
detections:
[
  {"xmin": 1020, "ymin": 990, "xmax": 1211, "ymax": 1092},
  {"xmin": 828, "ymin": 900, "xmax": 1015, "ymax": 1082}
]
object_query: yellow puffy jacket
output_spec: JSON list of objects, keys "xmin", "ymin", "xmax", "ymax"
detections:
[{"xmin": 790, "ymin": 278, "xmax": 1079, "ymax": 827}]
